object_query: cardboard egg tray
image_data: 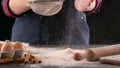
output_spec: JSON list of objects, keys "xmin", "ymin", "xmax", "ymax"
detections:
[{"xmin": 0, "ymin": 40, "xmax": 29, "ymax": 63}]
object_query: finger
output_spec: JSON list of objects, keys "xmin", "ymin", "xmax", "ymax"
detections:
[
  {"xmin": 89, "ymin": 0, "xmax": 94, "ymax": 2},
  {"xmin": 87, "ymin": 2, "xmax": 91, "ymax": 7},
  {"xmin": 87, "ymin": 0, "xmax": 94, "ymax": 7}
]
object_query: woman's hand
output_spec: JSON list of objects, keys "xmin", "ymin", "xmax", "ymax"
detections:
[
  {"xmin": 74, "ymin": 0, "xmax": 96, "ymax": 12},
  {"xmin": 9, "ymin": 0, "xmax": 31, "ymax": 15}
]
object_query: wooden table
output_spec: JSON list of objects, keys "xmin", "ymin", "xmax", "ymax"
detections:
[{"xmin": 0, "ymin": 44, "xmax": 120, "ymax": 68}]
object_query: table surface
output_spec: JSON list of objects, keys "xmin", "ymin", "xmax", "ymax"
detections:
[{"xmin": 0, "ymin": 44, "xmax": 120, "ymax": 68}]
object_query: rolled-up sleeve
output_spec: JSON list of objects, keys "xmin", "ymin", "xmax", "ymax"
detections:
[
  {"xmin": 1, "ymin": 0, "xmax": 17, "ymax": 18},
  {"xmin": 86, "ymin": 0, "xmax": 102, "ymax": 15}
]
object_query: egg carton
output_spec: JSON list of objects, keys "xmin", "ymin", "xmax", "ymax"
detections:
[
  {"xmin": 0, "ymin": 40, "xmax": 29, "ymax": 60},
  {"xmin": 0, "ymin": 50, "xmax": 25, "ymax": 61}
]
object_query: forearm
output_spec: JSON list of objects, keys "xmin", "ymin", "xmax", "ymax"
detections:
[{"xmin": 9, "ymin": 0, "xmax": 30, "ymax": 15}]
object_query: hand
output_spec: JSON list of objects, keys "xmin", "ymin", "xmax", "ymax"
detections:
[
  {"xmin": 9, "ymin": 0, "xmax": 31, "ymax": 15},
  {"xmin": 74, "ymin": 0, "xmax": 96, "ymax": 12}
]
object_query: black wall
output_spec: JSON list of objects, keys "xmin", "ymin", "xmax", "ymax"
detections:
[
  {"xmin": 0, "ymin": 0, "xmax": 120, "ymax": 44},
  {"xmin": 88, "ymin": 0, "xmax": 120, "ymax": 44},
  {"xmin": 0, "ymin": 1, "xmax": 14, "ymax": 41}
]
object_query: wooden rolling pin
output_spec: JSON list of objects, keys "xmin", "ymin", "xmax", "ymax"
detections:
[
  {"xmin": 73, "ymin": 50, "xmax": 87, "ymax": 61},
  {"xmin": 99, "ymin": 55, "xmax": 120, "ymax": 65},
  {"xmin": 85, "ymin": 44, "xmax": 120, "ymax": 61}
]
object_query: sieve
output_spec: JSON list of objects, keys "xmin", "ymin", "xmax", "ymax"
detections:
[{"xmin": 29, "ymin": 0, "xmax": 65, "ymax": 16}]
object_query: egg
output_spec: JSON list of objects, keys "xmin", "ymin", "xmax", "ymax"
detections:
[
  {"xmin": 0, "ymin": 43, "xmax": 2, "ymax": 51},
  {"xmin": 13, "ymin": 41, "xmax": 25, "ymax": 59},
  {"xmin": 13, "ymin": 41, "xmax": 24, "ymax": 50},
  {"xmin": 1, "ymin": 40, "xmax": 14, "ymax": 52},
  {"xmin": 0, "ymin": 41, "xmax": 5, "ymax": 45}
]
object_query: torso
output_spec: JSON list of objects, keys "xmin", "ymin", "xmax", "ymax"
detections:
[{"xmin": 11, "ymin": 0, "xmax": 89, "ymax": 45}]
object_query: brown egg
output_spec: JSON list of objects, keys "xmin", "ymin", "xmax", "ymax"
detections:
[
  {"xmin": 1, "ymin": 40, "xmax": 14, "ymax": 52},
  {"xmin": 0, "ymin": 41, "xmax": 5, "ymax": 45},
  {"xmin": 13, "ymin": 41, "xmax": 24, "ymax": 50}
]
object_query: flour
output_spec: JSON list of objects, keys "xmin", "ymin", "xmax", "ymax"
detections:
[{"xmin": 26, "ymin": 46, "xmax": 88, "ymax": 66}]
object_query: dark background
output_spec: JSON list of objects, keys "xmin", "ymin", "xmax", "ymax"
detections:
[
  {"xmin": 0, "ymin": 0, "xmax": 14, "ymax": 41},
  {"xmin": 87, "ymin": 0, "xmax": 120, "ymax": 44},
  {"xmin": 0, "ymin": 0, "xmax": 120, "ymax": 44}
]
